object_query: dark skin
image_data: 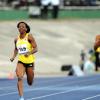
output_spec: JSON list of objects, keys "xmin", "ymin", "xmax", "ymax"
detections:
[
  {"xmin": 94, "ymin": 35, "xmax": 100, "ymax": 51},
  {"xmin": 10, "ymin": 22, "xmax": 37, "ymax": 97}
]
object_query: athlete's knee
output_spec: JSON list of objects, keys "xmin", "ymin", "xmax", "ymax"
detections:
[
  {"xmin": 27, "ymin": 79, "xmax": 33, "ymax": 86},
  {"xmin": 17, "ymin": 76, "xmax": 23, "ymax": 81}
]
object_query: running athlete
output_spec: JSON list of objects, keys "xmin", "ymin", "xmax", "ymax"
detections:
[
  {"xmin": 10, "ymin": 22, "xmax": 38, "ymax": 100},
  {"xmin": 94, "ymin": 35, "xmax": 100, "ymax": 71}
]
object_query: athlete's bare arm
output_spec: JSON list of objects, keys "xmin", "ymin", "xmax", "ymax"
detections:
[
  {"xmin": 24, "ymin": 34, "xmax": 37, "ymax": 57},
  {"xmin": 10, "ymin": 38, "xmax": 18, "ymax": 62},
  {"xmin": 28, "ymin": 34, "xmax": 38, "ymax": 54}
]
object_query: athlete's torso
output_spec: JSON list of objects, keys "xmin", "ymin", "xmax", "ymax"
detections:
[{"xmin": 16, "ymin": 33, "xmax": 35, "ymax": 63}]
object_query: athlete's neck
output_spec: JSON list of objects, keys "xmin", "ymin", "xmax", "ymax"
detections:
[{"xmin": 19, "ymin": 33, "xmax": 27, "ymax": 39}]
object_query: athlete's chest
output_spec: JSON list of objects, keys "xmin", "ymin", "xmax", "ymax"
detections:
[
  {"xmin": 17, "ymin": 38, "xmax": 29, "ymax": 45},
  {"xmin": 16, "ymin": 38, "xmax": 30, "ymax": 54}
]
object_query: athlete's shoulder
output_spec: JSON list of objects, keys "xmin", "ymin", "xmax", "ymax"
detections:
[
  {"xmin": 96, "ymin": 34, "xmax": 100, "ymax": 37},
  {"xmin": 28, "ymin": 33, "xmax": 33, "ymax": 37},
  {"xmin": 28, "ymin": 33, "xmax": 34, "ymax": 40},
  {"xmin": 95, "ymin": 34, "xmax": 100, "ymax": 40}
]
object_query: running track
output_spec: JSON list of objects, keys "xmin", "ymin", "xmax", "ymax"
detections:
[{"xmin": 0, "ymin": 74, "xmax": 100, "ymax": 100}]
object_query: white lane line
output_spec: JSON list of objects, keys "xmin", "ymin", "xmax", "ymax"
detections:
[
  {"xmin": 0, "ymin": 75, "xmax": 99, "ymax": 90},
  {"xmin": 27, "ymin": 89, "xmax": 79, "ymax": 100},
  {"xmin": 26, "ymin": 84, "xmax": 100, "ymax": 100},
  {"xmin": 82, "ymin": 94, "xmax": 100, "ymax": 100},
  {"xmin": 0, "ymin": 79, "xmax": 92, "ymax": 97},
  {"xmin": 0, "ymin": 76, "xmax": 99, "ymax": 97},
  {"xmin": 0, "ymin": 77, "xmax": 66, "ymax": 90},
  {"xmin": 0, "ymin": 82, "xmax": 69, "ymax": 97},
  {"xmin": 0, "ymin": 91, "xmax": 18, "ymax": 96}
]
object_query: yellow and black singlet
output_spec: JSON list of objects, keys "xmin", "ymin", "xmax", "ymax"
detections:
[{"xmin": 16, "ymin": 33, "xmax": 35, "ymax": 63}]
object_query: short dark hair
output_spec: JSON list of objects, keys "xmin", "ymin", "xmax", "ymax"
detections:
[{"xmin": 17, "ymin": 22, "xmax": 30, "ymax": 33}]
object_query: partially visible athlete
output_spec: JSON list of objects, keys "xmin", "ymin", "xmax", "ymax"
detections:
[
  {"xmin": 10, "ymin": 22, "xmax": 38, "ymax": 100},
  {"xmin": 94, "ymin": 34, "xmax": 100, "ymax": 71}
]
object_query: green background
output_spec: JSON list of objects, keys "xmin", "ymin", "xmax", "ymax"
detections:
[{"xmin": 0, "ymin": 9, "xmax": 100, "ymax": 20}]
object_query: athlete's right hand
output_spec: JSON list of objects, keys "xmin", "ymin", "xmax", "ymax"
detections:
[{"xmin": 10, "ymin": 58, "xmax": 14, "ymax": 62}]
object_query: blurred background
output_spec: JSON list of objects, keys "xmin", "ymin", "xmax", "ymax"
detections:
[{"xmin": 0, "ymin": 0, "xmax": 100, "ymax": 78}]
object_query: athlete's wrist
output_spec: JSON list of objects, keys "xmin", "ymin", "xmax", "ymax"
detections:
[{"xmin": 10, "ymin": 57, "xmax": 14, "ymax": 62}]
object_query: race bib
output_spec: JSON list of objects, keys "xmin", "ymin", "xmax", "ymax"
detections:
[{"xmin": 17, "ymin": 44, "xmax": 28, "ymax": 54}]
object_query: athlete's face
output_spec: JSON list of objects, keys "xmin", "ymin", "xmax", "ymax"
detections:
[{"xmin": 18, "ymin": 23, "xmax": 27, "ymax": 34}]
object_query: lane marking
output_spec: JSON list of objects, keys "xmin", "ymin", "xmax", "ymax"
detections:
[
  {"xmin": 82, "ymin": 94, "xmax": 100, "ymax": 100},
  {"xmin": 0, "ymin": 82, "xmax": 71, "ymax": 97},
  {"xmin": 0, "ymin": 76, "xmax": 100, "ymax": 98},
  {"xmin": 26, "ymin": 84, "xmax": 100, "ymax": 100}
]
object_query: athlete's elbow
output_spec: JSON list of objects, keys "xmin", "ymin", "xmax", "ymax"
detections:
[
  {"xmin": 32, "ymin": 47, "xmax": 38, "ymax": 54},
  {"xmin": 35, "ymin": 47, "xmax": 38, "ymax": 53}
]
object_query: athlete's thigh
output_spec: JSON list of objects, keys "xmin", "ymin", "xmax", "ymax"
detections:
[
  {"xmin": 26, "ymin": 67, "xmax": 34, "ymax": 77},
  {"xmin": 26, "ymin": 63, "xmax": 34, "ymax": 79},
  {"xmin": 16, "ymin": 62, "xmax": 25, "ymax": 77}
]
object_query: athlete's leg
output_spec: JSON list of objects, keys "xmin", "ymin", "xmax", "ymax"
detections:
[
  {"xmin": 16, "ymin": 62, "xmax": 25, "ymax": 97},
  {"xmin": 26, "ymin": 63, "xmax": 34, "ymax": 86}
]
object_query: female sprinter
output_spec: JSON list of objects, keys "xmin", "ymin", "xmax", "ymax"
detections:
[{"xmin": 10, "ymin": 22, "xmax": 38, "ymax": 100}]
